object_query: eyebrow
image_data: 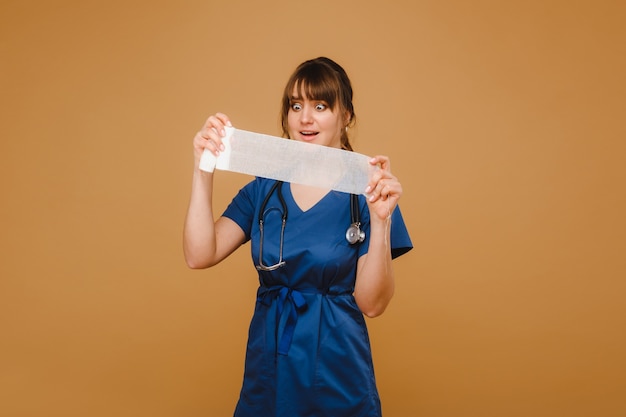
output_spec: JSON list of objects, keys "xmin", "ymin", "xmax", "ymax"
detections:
[{"xmin": 290, "ymin": 95, "xmax": 329, "ymax": 103}]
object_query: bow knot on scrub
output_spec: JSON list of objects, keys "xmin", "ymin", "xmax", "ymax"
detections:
[{"xmin": 257, "ymin": 285, "xmax": 353, "ymax": 355}]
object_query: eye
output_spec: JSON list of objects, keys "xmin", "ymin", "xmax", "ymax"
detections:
[
  {"xmin": 315, "ymin": 103, "xmax": 327, "ymax": 111},
  {"xmin": 291, "ymin": 103, "xmax": 302, "ymax": 111}
]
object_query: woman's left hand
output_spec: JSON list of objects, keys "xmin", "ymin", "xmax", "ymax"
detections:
[{"xmin": 365, "ymin": 155, "xmax": 402, "ymax": 221}]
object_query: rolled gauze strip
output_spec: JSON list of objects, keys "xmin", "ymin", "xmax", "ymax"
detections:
[{"xmin": 199, "ymin": 127, "xmax": 375, "ymax": 195}]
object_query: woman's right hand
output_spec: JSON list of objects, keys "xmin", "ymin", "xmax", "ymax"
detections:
[
  {"xmin": 185, "ymin": 112, "xmax": 246, "ymax": 269},
  {"xmin": 193, "ymin": 112, "xmax": 232, "ymax": 168}
]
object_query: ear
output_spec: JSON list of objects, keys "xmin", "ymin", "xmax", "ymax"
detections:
[{"xmin": 344, "ymin": 110, "xmax": 352, "ymax": 126}]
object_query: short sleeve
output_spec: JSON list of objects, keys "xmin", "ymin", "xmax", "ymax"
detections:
[
  {"xmin": 221, "ymin": 179, "xmax": 259, "ymax": 242},
  {"xmin": 389, "ymin": 206, "xmax": 413, "ymax": 259},
  {"xmin": 358, "ymin": 202, "xmax": 413, "ymax": 260}
]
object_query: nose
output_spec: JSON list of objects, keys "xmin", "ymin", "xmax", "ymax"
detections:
[{"xmin": 299, "ymin": 104, "xmax": 313, "ymax": 124}]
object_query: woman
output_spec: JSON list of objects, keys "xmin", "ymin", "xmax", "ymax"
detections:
[{"xmin": 184, "ymin": 57, "xmax": 412, "ymax": 417}]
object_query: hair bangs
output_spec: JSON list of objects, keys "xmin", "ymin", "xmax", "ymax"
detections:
[{"xmin": 291, "ymin": 66, "xmax": 341, "ymax": 110}]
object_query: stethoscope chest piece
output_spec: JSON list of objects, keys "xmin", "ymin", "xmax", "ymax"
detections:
[
  {"xmin": 346, "ymin": 193, "xmax": 365, "ymax": 245},
  {"xmin": 257, "ymin": 183, "xmax": 366, "ymax": 271},
  {"xmin": 346, "ymin": 222, "xmax": 365, "ymax": 245}
]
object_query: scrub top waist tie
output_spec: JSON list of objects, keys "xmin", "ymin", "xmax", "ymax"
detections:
[{"xmin": 257, "ymin": 285, "xmax": 352, "ymax": 356}]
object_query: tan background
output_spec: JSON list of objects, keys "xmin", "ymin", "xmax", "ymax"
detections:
[{"xmin": 1, "ymin": 0, "xmax": 625, "ymax": 416}]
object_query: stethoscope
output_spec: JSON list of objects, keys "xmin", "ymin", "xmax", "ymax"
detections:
[{"xmin": 256, "ymin": 180, "xmax": 365, "ymax": 271}]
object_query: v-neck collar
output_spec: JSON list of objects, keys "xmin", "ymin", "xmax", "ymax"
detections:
[{"xmin": 285, "ymin": 182, "xmax": 335, "ymax": 214}]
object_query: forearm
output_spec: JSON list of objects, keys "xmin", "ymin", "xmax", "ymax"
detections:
[
  {"xmin": 354, "ymin": 217, "xmax": 394, "ymax": 317},
  {"xmin": 183, "ymin": 170, "xmax": 217, "ymax": 268}
]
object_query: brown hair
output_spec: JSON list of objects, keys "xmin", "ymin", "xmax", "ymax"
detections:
[{"xmin": 280, "ymin": 57, "xmax": 356, "ymax": 151}]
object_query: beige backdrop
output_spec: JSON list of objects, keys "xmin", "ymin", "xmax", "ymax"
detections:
[{"xmin": 1, "ymin": 0, "xmax": 625, "ymax": 416}]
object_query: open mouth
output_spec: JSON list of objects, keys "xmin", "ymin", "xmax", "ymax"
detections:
[{"xmin": 300, "ymin": 131, "xmax": 319, "ymax": 140}]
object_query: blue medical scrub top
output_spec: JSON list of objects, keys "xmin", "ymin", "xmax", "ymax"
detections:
[{"xmin": 223, "ymin": 177, "xmax": 413, "ymax": 417}]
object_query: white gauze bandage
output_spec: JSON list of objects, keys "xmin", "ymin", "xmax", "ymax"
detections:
[{"xmin": 199, "ymin": 127, "xmax": 376, "ymax": 195}]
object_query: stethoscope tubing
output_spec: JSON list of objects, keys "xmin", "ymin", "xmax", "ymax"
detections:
[{"xmin": 256, "ymin": 180, "xmax": 365, "ymax": 271}]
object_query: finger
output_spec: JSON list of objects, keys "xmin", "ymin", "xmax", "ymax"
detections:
[
  {"xmin": 370, "ymin": 177, "xmax": 401, "ymax": 203},
  {"xmin": 200, "ymin": 114, "xmax": 233, "ymax": 152},
  {"xmin": 215, "ymin": 112, "xmax": 232, "ymax": 128},
  {"xmin": 195, "ymin": 129, "xmax": 220, "ymax": 155},
  {"xmin": 202, "ymin": 113, "xmax": 232, "ymax": 137},
  {"xmin": 204, "ymin": 138, "xmax": 221, "ymax": 156},
  {"xmin": 369, "ymin": 155, "xmax": 391, "ymax": 171},
  {"xmin": 201, "ymin": 115, "xmax": 225, "ymax": 138},
  {"xmin": 365, "ymin": 155, "xmax": 394, "ymax": 191},
  {"xmin": 194, "ymin": 132, "xmax": 218, "ymax": 157},
  {"xmin": 364, "ymin": 168, "xmax": 394, "ymax": 196},
  {"xmin": 368, "ymin": 178, "xmax": 386, "ymax": 203}
]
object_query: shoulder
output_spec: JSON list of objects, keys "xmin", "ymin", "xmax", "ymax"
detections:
[
  {"xmin": 223, "ymin": 178, "xmax": 276, "ymax": 240},
  {"xmin": 233, "ymin": 177, "xmax": 275, "ymax": 201}
]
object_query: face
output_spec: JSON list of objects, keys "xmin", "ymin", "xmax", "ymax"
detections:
[{"xmin": 287, "ymin": 86, "xmax": 347, "ymax": 148}]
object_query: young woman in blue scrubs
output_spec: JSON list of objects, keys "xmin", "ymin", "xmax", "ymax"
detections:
[{"xmin": 183, "ymin": 57, "xmax": 412, "ymax": 417}]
